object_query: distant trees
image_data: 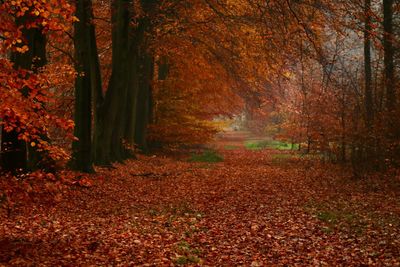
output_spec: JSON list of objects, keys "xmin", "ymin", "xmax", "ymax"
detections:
[{"xmin": 275, "ymin": 0, "xmax": 399, "ymax": 169}]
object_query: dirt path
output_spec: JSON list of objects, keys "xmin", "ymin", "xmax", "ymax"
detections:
[{"xmin": 1, "ymin": 132, "xmax": 400, "ymax": 266}]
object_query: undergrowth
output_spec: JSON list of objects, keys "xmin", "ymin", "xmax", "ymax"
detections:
[
  {"xmin": 189, "ymin": 150, "xmax": 224, "ymax": 163},
  {"xmin": 245, "ymin": 140, "xmax": 299, "ymax": 150}
]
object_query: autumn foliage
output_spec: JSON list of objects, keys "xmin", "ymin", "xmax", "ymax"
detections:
[
  {"xmin": 0, "ymin": 0, "xmax": 400, "ymax": 265},
  {"xmin": 0, "ymin": 0, "xmax": 76, "ymax": 164}
]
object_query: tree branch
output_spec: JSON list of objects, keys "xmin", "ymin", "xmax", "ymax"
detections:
[{"xmin": 48, "ymin": 42, "xmax": 75, "ymax": 64}]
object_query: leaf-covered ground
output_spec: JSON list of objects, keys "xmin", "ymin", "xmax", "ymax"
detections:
[{"xmin": 1, "ymin": 133, "xmax": 400, "ymax": 266}]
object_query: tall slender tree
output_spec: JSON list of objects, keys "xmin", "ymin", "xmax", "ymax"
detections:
[
  {"xmin": 364, "ymin": 0, "xmax": 373, "ymax": 129},
  {"xmin": 363, "ymin": 0, "xmax": 375, "ymax": 165},
  {"xmin": 133, "ymin": 0, "xmax": 158, "ymax": 153},
  {"xmin": 382, "ymin": 0, "xmax": 397, "ymax": 162},
  {"xmin": 135, "ymin": 53, "xmax": 154, "ymax": 153},
  {"xmin": 383, "ymin": 0, "xmax": 395, "ymax": 112}
]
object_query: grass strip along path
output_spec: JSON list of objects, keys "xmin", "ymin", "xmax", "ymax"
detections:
[{"xmin": 1, "ymin": 131, "xmax": 400, "ymax": 265}]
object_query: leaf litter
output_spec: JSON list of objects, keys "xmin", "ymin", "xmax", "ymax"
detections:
[{"xmin": 1, "ymin": 149, "xmax": 400, "ymax": 266}]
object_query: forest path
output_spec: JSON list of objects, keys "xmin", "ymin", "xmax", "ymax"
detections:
[
  {"xmin": 210, "ymin": 130, "xmax": 272, "ymax": 149},
  {"xmin": 1, "ymin": 134, "xmax": 400, "ymax": 265}
]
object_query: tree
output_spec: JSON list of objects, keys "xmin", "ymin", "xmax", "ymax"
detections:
[
  {"xmin": 71, "ymin": 0, "xmax": 102, "ymax": 172},
  {"xmin": 383, "ymin": 0, "xmax": 395, "ymax": 116},
  {"xmin": 364, "ymin": 0, "xmax": 373, "ymax": 129},
  {"xmin": 0, "ymin": 0, "xmax": 75, "ymax": 173},
  {"xmin": 133, "ymin": 0, "xmax": 158, "ymax": 153},
  {"xmin": 94, "ymin": 0, "xmax": 141, "ymax": 165},
  {"xmin": 1, "ymin": 9, "xmax": 46, "ymax": 173}
]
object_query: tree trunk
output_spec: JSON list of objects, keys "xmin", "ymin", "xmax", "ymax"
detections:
[
  {"xmin": 383, "ymin": 0, "xmax": 395, "ymax": 112},
  {"xmin": 1, "ymin": 15, "xmax": 46, "ymax": 173},
  {"xmin": 364, "ymin": 0, "xmax": 373, "ymax": 128},
  {"xmin": 383, "ymin": 0, "xmax": 396, "ymax": 162},
  {"xmin": 71, "ymin": 0, "xmax": 101, "ymax": 172},
  {"xmin": 94, "ymin": 0, "xmax": 133, "ymax": 165},
  {"xmin": 123, "ymin": 47, "xmax": 140, "ymax": 155},
  {"xmin": 363, "ymin": 0, "xmax": 375, "ymax": 165},
  {"xmin": 93, "ymin": 0, "xmax": 158, "ymax": 163},
  {"xmin": 135, "ymin": 53, "xmax": 154, "ymax": 153}
]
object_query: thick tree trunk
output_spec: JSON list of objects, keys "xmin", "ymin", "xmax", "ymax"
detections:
[
  {"xmin": 94, "ymin": 0, "xmax": 133, "ymax": 165},
  {"xmin": 93, "ymin": 0, "xmax": 158, "ymax": 164},
  {"xmin": 71, "ymin": 0, "xmax": 101, "ymax": 172}
]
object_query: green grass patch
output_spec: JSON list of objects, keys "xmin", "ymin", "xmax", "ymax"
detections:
[
  {"xmin": 271, "ymin": 153, "xmax": 294, "ymax": 166},
  {"xmin": 321, "ymin": 226, "xmax": 334, "ymax": 234},
  {"xmin": 189, "ymin": 150, "xmax": 223, "ymax": 163},
  {"xmin": 271, "ymin": 154, "xmax": 294, "ymax": 159},
  {"xmin": 272, "ymin": 153, "xmax": 322, "ymax": 160},
  {"xmin": 317, "ymin": 211, "xmax": 338, "ymax": 224},
  {"xmin": 245, "ymin": 140, "xmax": 299, "ymax": 150},
  {"xmin": 197, "ymin": 164, "xmax": 215, "ymax": 169},
  {"xmin": 174, "ymin": 241, "xmax": 202, "ymax": 265},
  {"xmin": 148, "ymin": 202, "xmax": 200, "ymax": 217},
  {"xmin": 304, "ymin": 200, "xmax": 366, "ymax": 235},
  {"xmin": 170, "ymin": 201, "xmax": 198, "ymax": 216},
  {"xmin": 175, "ymin": 255, "xmax": 201, "ymax": 265},
  {"xmin": 224, "ymin": 145, "xmax": 240, "ymax": 150},
  {"xmin": 298, "ymin": 153, "xmax": 323, "ymax": 160}
]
